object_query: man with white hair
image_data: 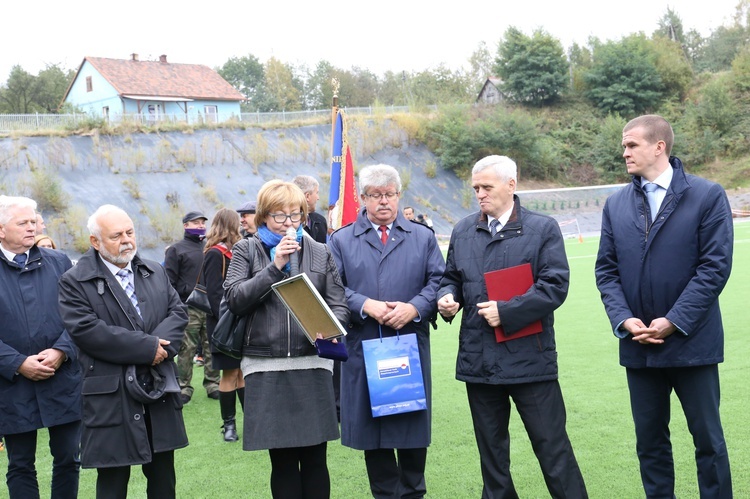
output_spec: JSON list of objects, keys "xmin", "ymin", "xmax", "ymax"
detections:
[
  {"xmin": 59, "ymin": 204, "xmax": 189, "ymax": 499},
  {"xmin": 438, "ymin": 155, "xmax": 587, "ymax": 498},
  {"xmin": 0, "ymin": 195, "xmax": 81, "ymax": 499},
  {"xmin": 293, "ymin": 174, "xmax": 328, "ymax": 243}
]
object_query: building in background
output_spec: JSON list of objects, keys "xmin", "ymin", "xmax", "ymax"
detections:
[{"xmin": 61, "ymin": 54, "xmax": 244, "ymax": 123}]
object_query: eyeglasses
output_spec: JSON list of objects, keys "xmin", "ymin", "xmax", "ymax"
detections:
[
  {"xmin": 364, "ymin": 192, "xmax": 399, "ymax": 201},
  {"xmin": 269, "ymin": 212, "xmax": 303, "ymax": 223}
]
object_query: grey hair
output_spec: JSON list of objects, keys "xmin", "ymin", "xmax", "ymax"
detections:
[
  {"xmin": 87, "ymin": 204, "xmax": 129, "ymax": 239},
  {"xmin": 292, "ymin": 175, "xmax": 319, "ymax": 194},
  {"xmin": 472, "ymin": 155, "xmax": 517, "ymax": 182},
  {"xmin": 0, "ymin": 196, "xmax": 37, "ymax": 225},
  {"xmin": 359, "ymin": 164, "xmax": 402, "ymax": 193}
]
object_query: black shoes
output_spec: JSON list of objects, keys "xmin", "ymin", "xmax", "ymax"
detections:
[
  {"xmin": 222, "ymin": 419, "xmax": 239, "ymax": 442},
  {"xmin": 207, "ymin": 391, "xmax": 220, "ymax": 400},
  {"xmin": 180, "ymin": 394, "xmax": 191, "ymax": 405}
]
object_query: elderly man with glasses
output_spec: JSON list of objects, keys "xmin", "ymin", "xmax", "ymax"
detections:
[{"xmin": 329, "ymin": 164, "xmax": 445, "ymax": 499}]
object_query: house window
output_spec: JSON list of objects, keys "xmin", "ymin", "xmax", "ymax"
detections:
[
  {"xmin": 102, "ymin": 107, "xmax": 109, "ymax": 120},
  {"xmin": 147, "ymin": 104, "xmax": 161, "ymax": 122},
  {"xmin": 204, "ymin": 105, "xmax": 218, "ymax": 123},
  {"xmin": 86, "ymin": 76, "xmax": 93, "ymax": 92}
]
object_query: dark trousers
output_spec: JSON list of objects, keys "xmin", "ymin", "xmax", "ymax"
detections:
[
  {"xmin": 4, "ymin": 420, "xmax": 81, "ymax": 499},
  {"xmin": 466, "ymin": 380, "xmax": 587, "ymax": 499},
  {"xmin": 364, "ymin": 447, "xmax": 427, "ymax": 499},
  {"xmin": 268, "ymin": 442, "xmax": 330, "ymax": 499},
  {"xmin": 95, "ymin": 407, "xmax": 176, "ymax": 499},
  {"xmin": 626, "ymin": 365, "xmax": 732, "ymax": 499},
  {"xmin": 95, "ymin": 450, "xmax": 175, "ymax": 499}
]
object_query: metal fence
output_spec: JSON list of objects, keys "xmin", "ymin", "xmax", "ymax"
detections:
[{"xmin": 0, "ymin": 105, "xmax": 417, "ymax": 133}]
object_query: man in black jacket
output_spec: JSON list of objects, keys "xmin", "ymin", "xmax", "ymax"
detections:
[
  {"xmin": 438, "ymin": 155, "xmax": 587, "ymax": 498},
  {"xmin": 293, "ymin": 175, "xmax": 328, "ymax": 243},
  {"xmin": 164, "ymin": 211, "xmax": 219, "ymax": 403},
  {"xmin": 59, "ymin": 204, "xmax": 189, "ymax": 498}
]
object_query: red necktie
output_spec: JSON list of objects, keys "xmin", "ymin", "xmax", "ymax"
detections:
[{"xmin": 379, "ymin": 225, "xmax": 388, "ymax": 245}]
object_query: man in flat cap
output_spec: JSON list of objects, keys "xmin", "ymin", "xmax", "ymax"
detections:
[
  {"xmin": 236, "ymin": 201, "xmax": 257, "ymax": 238},
  {"xmin": 164, "ymin": 211, "xmax": 219, "ymax": 404}
]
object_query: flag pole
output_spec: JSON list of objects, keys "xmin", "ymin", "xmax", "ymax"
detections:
[{"xmin": 331, "ymin": 77, "xmax": 339, "ymax": 146}]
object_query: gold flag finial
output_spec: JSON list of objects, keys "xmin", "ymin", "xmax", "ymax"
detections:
[{"xmin": 332, "ymin": 78, "xmax": 340, "ymax": 99}]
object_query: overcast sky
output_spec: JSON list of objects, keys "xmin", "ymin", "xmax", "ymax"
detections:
[{"xmin": 1, "ymin": 0, "xmax": 742, "ymax": 83}]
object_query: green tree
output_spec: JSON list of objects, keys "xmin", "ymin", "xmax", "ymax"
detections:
[
  {"xmin": 589, "ymin": 114, "xmax": 629, "ymax": 183},
  {"xmin": 410, "ymin": 65, "xmax": 474, "ymax": 105},
  {"xmin": 584, "ymin": 35, "xmax": 664, "ymax": 116},
  {"xmin": 494, "ymin": 27, "xmax": 569, "ymax": 106},
  {"xmin": 651, "ymin": 36, "xmax": 693, "ymax": 101},
  {"xmin": 697, "ymin": 24, "xmax": 748, "ymax": 72},
  {"xmin": 468, "ymin": 41, "xmax": 495, "ymax": 92},
  {"xmin": 732, "ymin": 45, "xmax": 750, "ymax": 91},
  {"xmin": 304, "ymin": 60, "xmax": 335, "ymax": 109},
  {"xmin": 377, "ymin": 71, "xmax": 407, "ymax": 106},
  {"xmin": 0, "ymin": 65, "xmax": 38, "ymax": 113},
  {"xmin": 217, "ymin": 54, "xmax": 265, "ymax": 111},
  {"xmin": 263, "ymin": 57, "xmax": 301, "ymax": 111},
  {"xmin": 348, "ymin": 67, "xmax": 379, "ymax": 107},
  {"xmin": 568, "ymin": 42, "xmax": 593, "ymax": 93},
  {"xmin": 655, "ymin": 7, "xmax": 685, "ymax": 44},
  {"xmin": 35, "ymin": 65, "xmax": 74, "ymax": 113}
]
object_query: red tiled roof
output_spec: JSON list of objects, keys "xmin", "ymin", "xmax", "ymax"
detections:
[{"xmin": 83, "ymin": 56, "xmax": 245, "ymax": 101}]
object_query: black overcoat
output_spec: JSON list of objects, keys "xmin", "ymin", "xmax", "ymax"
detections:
[{"xmin": 58, "ymin": 248, "xmax": 189, "ymax": 468}]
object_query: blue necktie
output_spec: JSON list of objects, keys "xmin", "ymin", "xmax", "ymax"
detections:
[
  {"xmin": 116, "ymin": 269, "xmax": 141, "ymax": 317},
  {"xmin": 643, "ymin": 183, "xmax": 660, "ymax": 222},
  {"xmin": 13, "ymin": 253, "xmax": 26, "ymax": 267},
  {"xmin": 489, "ymin": 219, "xmax": 500, "ymax": 236}
]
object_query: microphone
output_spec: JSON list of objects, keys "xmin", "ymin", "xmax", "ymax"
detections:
[{"xmin": 286, "ymin": 227, "xmax": 299, "ymax": 276}]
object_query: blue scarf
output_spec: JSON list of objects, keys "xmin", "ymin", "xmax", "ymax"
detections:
[{"xmin": 257, "ymin": 225, "xmax": 303, "ymax": 273}]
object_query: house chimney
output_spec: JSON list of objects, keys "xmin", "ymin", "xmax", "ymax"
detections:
[
  {"xmin": 159, "ymin": 54, "xmax": 168, "ymax": 63},
  {"xmin": 131, "ymin": 53, "xmax": 139, "ymax": 61}
]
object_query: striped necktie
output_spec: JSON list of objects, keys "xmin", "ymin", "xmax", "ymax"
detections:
[
  {"xmin": 116, "ymin": 269, "xmax": 141, "ymax": 317},
  {"xmin": 489, "ymin": 219, "xmax": 500, "ymax": 236}
]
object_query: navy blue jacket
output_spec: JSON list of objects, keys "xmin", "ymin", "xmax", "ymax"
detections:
[
  {"xmin": 329, "ymin": 208, "xmax": 445, "ymax": 450},
  {"xmin": 0, "ymin": 246, "xmax": 81, "ymax": 435},
  {"xmin": 439, "ymin": 196, "xmax": 568, "ymax": 385},
  {"xmin": 595, "ymin": 157, "xmax": 733, "ymax": 368}
]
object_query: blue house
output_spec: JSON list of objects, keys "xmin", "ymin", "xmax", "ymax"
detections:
[{"xmin": 61, "ymin": 54, "xmax": 245, "ymax": 123}]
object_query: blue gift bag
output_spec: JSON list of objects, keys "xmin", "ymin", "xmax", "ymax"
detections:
[{"xmin": 362, "ymin": 328, "xmax": 426, "ymax": 418}]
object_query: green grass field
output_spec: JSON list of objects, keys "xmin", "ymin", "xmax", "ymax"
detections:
[{"xmin": 9, "ymin": 220, "xmax": 750, "ymax": 498}]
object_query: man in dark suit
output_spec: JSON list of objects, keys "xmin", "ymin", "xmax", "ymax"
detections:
[
  {"xmin": 293, "ymin": 175, "xmax": 328, "ymax": 243},
  {"xmin": 438, "ymin": 156, "xmax": 587, "ymax": 498},
  {"xmin": 59, "ymin": 204, "xmax": 189, "ymax": 499},
  {"xmin": 596, "ymin": 115, "xmax": 733, "ymax": 498},
  {"xmin": 0, "ymin": 195, "xmax": 82, "ymax": 499}
]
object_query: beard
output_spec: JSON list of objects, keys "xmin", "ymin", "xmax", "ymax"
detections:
[{"xmin": 99, "ymin": 242, "xmax": 136, "ymax": 265}]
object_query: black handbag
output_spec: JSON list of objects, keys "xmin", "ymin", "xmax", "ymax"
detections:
[
  {"xmin": 186, "ymin": 252, "xmax": 225, "ymax": 315},
  {"xmin": 212, "ymin": 299, "xmax": 247, "ymax": 359},
  {"xmin": 212, "ymin": 244, "xmax": 252, "ymax": 359},
  {"xmin": 186, "ymin": 283, "xmax": 211, "ymax": 314}
]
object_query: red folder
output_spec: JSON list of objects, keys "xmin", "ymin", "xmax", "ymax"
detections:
[{"xmin": 484, "ymin": 263, "xmax": 543, "ymax": 343}]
